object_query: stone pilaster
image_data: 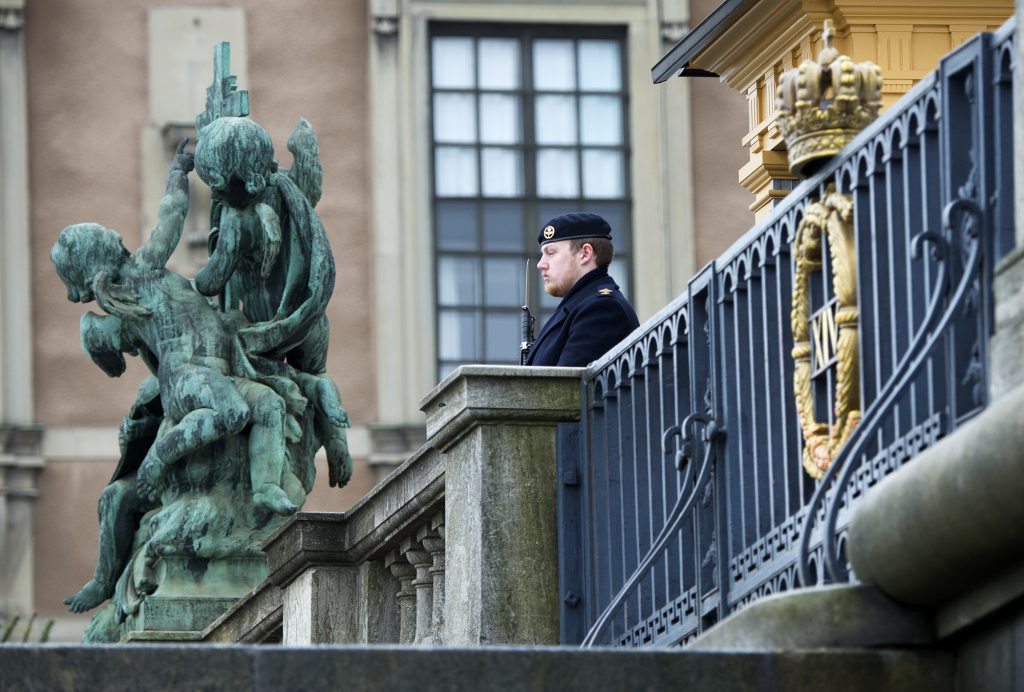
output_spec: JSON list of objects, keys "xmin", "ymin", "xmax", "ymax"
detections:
[
  {"xmin": 0, "ymin": 0, "xmax": 33, "ymax": 426},
  {"xmin": 0, "ymin": 426, "xmax": 43, "ymax": 621},
  {"xmin": 421, "ymin": 365, "xmax": 582, "ymax": 646}
]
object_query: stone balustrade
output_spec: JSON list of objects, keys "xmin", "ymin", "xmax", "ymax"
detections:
[{"xmin": 204, "ymin": 365, "xmax": 581, "ymax": 645}]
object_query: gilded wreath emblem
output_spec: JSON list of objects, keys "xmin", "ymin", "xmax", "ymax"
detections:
[{"xmin": 791, "ymin": 191, "xmax": 861, "ymax": 479}]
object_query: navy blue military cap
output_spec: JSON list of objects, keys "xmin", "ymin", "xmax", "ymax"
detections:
[{"xmin": 538, "ymin": 212, "xmax": 613, "ymax": 246}]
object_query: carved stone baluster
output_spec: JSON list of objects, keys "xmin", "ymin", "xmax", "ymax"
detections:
[
  {"xmin": 385, "ymin": 549, "xmax": 417, "ymax": 644},
  {"xmin": 401, "ymin": 536, "xmax": 434, "ymax": 644},
  {"xmin": 419, "ymin": 514, "xmax": 445, "ymax": 644}
]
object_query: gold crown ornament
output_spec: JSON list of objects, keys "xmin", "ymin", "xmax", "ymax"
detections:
[{"xmin": 776, "ymin": 21, "xmax": 883, "ymax": 176}]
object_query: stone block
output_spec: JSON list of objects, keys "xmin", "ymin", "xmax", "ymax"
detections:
[
  {"xmin": 123, "ymin": 555, "xmax": 267, "ymax": 640},
  {"xmin": 421, "ymin": 365, "xmax": 583, "ymax": 444},
  {"xmin": 689, "ymin": 584, "xmax": 934, "ymax": 651},
  {"xmin": 0, "ymin": 645, "xmax": 251, "ymax": 690},
  {"xmin": 127, "ymin": 596, "xmax": 238, "ymax": 635},
  {"xmin": 282, "ymin": 565, "xmax": 358, "ymax": 644},
  {"xmin": 264, "ymin": 512, "xmax": 349, "ymax": 588},
  {"xmin": 848, "ymin": 381, "xmax": 1024, "ymax": 607},
  {"xmin": 431, "ymin": 366, "xmax": 581, "ymax": 646},
  {"xmin": 0, "ymin": 644, "xmax": 956, "ymax": 692}
]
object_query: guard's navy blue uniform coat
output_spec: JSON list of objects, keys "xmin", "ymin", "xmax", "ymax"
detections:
[{"xmin": 525, "ymin": 266, "xmax": 640, "ymax": 367}]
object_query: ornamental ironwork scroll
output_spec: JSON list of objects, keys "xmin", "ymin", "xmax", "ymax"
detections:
[{"xmin": 791, "ymin": 191, "xmax": 860, "ymax": 479}]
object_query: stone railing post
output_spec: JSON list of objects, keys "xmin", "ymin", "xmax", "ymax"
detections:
[
  {"xmin": 400, "ymin": 536, "xmax": 434, "ymax": 644},
  {"xmin": 420, "ymin": 514, "xmax": 445, "ymax": 644},
  {"xmin": 262, "ymin": 514, "xmax": 356, "ymax": 645},
  {"xmin": 385, "ymin": 549, "xmax": 417, "ymax": 644},
  {"xmin": 421, "ymin": 365, "xmax": 582, "ymax": 646}
]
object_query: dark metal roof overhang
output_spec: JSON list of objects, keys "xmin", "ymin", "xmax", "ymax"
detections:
[{"xmin": 651, "ymin": 0, "xmax": 759, "ymax": 83}]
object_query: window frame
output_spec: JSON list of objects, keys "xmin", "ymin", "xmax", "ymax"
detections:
[{"xmin": 429, "ymin": 22, "xmax": 634, "ymax": 380}]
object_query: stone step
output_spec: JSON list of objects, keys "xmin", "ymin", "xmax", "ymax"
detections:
[{"xmin": 0, "ymin": 644, "xmax": 952, "ymax": 691}]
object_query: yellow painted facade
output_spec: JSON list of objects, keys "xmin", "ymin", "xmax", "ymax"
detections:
[{"xmin": 685, "ymin": 0, "xmax": 1014, "ymax": 219}]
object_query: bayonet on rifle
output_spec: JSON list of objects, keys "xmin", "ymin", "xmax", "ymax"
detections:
[{"xmin": 520, "ymin": 259, "xmax": 536, "ymax": 365}]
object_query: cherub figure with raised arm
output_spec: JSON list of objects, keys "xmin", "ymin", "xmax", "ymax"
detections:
[{"xmin": 55, "ymin": 141, "xmax": 302, "ymax": 614}]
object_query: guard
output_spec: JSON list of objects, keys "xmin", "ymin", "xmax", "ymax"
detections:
[{"xmin": 524, "ymin": 212, "xmax": 640, "ymax": 367}]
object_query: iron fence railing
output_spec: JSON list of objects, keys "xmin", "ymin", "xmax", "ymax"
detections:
[{"xmin": 557, "ymin": 18, "xmax": 1016, "ymax": 647}]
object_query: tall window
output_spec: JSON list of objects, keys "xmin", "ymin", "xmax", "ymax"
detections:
[{"xmin": 431, "ymin": 25, "xmax": 632, "ymax": 380}]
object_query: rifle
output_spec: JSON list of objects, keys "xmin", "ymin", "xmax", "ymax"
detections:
[{"xmin": 520, "ymin": 258, "xmax": 536, "ymax": 365}]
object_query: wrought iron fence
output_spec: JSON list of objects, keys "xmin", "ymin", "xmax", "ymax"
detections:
[{"xmin": 557, "ymin": 18, "xmax": 1016, "ymax": 647}]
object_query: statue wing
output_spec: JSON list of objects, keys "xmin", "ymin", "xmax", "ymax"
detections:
[
  {"xmin": 80, "ymin": 311, "xmax": 127, "ymax": 377},
  {"xmin": 236, "ymin": 174, "xmax": 335, "ymax": 358},
  {"xmin": 93, "ymin": 271, "xmax": 152, "ymax": 321},
  {"xmin": 285, "ymin": 118, "xmax": 323, "ymax": 208},
  {"xmin": 112, "ymin": 375, "xmax": 163, "ymax": 483}
]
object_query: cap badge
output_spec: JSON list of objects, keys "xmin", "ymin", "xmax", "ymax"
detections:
[
  {"xmin": 543, "ymin": 225, "xmax": 555, "ymax": 240},
  {"xmin": 598, "ymin": 288, "xmax": 613, "ymax": 295}
]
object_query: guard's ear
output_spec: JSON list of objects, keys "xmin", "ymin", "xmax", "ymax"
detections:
[{"xmin": 579, "ymin": 242, "xmax": 596, "ymax": 265}]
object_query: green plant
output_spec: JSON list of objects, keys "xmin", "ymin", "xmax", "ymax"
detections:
[{"xmin": 1, "ymin": 613, "xmax": 54, "ymax": 643}]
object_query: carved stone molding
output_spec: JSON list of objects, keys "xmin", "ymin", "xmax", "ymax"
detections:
[
  {"xmin": 0, "ymin": 7, "xmax": 23, "ymax": 31},
  {"xmin": 372, "ymin": 15, "xmax": 398, "ymax": 37},
  {"xmin": 660, "ymin": 22, "xmax": 688, "ymax": 45}
]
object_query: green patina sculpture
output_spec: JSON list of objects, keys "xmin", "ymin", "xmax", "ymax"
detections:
[
  {"xmin": 53, "ymin": 44, "xmax": 351, "ymax": 642},
  {"xmin": 193, "ymin": 115, "xmax": 351, "ymax": 488}
]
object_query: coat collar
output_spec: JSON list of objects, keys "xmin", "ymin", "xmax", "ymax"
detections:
[
  {"xmin": 532, "ymin": 266, "xmax": 615, "ymax": 347},
  {"xmin": 558, "ymin": 265, "xmax": 612, "ymax": 309}
]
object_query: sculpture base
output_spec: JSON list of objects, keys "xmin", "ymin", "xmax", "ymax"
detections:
[{"xmin": 120, "ymin": 555, "xmax": 268, "ymax": 642}]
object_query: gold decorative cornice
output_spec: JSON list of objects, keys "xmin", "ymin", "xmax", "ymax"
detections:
[{"xmin": 791, "ymin": 190, "xmax": 860, "ymax": 479}]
